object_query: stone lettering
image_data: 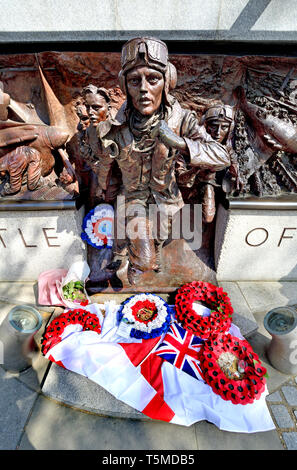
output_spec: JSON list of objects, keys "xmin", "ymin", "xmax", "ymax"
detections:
[
  {"xmin": 0, "ymin": 229, "xmax": 6, "ymax": 248},
  {"xmin": 42, "ymin": 228, "xmax": 60, "ymax": 247},
  {"xmin": 18, "ymin": 228, "xmax": 37, "ymax": 248},
  {"xmin": 0, "ymin": 227, "xmax": 61, "ymax": 248},
  {"xmin": 245, "ymin": 228, "xmax": 269, "ymax": 247},
  {"xmin": 277, "ymin": 227, "xmax": 296, "ymax": 247},
  {"xmin": 245, "ymin": 227, "xmax": 297, "ymax": 247}
]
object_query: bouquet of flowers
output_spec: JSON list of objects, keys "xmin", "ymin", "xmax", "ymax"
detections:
[{"xmin": 57, "ymin": 261, "xmax": 91, "ymax": 308}]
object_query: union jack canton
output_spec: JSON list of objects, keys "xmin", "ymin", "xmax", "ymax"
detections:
[{"xmin": 155, "ymin": 322, "xmax": 205, "ymax": 381}]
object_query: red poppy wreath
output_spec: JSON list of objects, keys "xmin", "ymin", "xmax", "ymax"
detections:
[
  {"xmin": 175, "ymin": 281, "xmax": 233, "ymax": 339},
  {"xmin": 41, "ymin": 308, "xmax": 101, "ymax": 356},
  {"xmin": 198, "ymin": 333, "xmax": 267, "ymax": 405}
]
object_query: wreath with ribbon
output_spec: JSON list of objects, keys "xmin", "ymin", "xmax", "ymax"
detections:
[
  {"xmin": 175, "ymin": 281, "xmax": 233, "ymax": 339},
  {"xmin": 81, "ymin": 204, "xmax": 114, "ymax": 249},
  {"xmin": 198, "ymin": 332, "xmax": 267, "ymax": 405},
  {"xmin": 117, "ymin": 293, "xmax": 172, "ymax": 339},
  {"xmin": 41, "ymin": 308, "xmax": 101, "ymax": 356}
]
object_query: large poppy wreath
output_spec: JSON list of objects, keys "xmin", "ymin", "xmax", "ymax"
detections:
[
  {"xmin": 41, "ymin": 308, "xmax": 101, "ymax": 356},
  {"xmin": 117, "ymin": 293, "xmax": 172, "ymax": 339},
  {"xmin": 175, "ymin": 281, "xmax": 233, "ymax": 339},
  {"xmin": 198, "ymin": 332, "xmax": 267, "ymax": 405}
]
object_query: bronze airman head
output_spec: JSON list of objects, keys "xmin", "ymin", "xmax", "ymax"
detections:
[
  {"xmin": 118, "ymin": 37, "xmax": 177, "ymax": 115},
  {"xmin": 75, "ymin": 101, "xmax": 90, "ymax": 130},
  {"xmin": 202, "ymin": 104, "xmax": 235, "ymax": 144},
  {"xmin": 82, "ymin": 84, "xmax": 110, "ymax": 126}
]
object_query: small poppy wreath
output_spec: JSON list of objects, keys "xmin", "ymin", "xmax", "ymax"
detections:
[
  {"xmin": 41, "ymin": 308, "xmax": 101, "ymax": 356},
  {"xmin": 117, "ymin": 293, "xmax": 172, "ymax": 339},
  {"xmin": 198, "ymin": 332, "xmax": 267, "ymax": 405},
  {"xmin": 175, "ymin": 281, "xmax": 233, "ymax": 339}
]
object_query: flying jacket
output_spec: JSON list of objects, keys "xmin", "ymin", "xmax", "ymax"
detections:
[{"xmin": 96, "ymin": 97, "xmax": 230, "ymax": 211}]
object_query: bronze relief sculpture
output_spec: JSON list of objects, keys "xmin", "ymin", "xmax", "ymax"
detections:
[
  {"xmin": 0, "ymin": 60, "xmax": 77, "ymax": 198},
  {"xmin": 0, "ymin": 40, "xmax": 296, "ymax": 291},
  {"xmin": 175, "ymin": 103, "xmax": 237, "ymax": 223},
  {"xmin": 232, "ymin": 86, "xmax": 297, "ymax": 196},
  {"xmin": 94, "ymin": 37, "xmax": 230, "ymax": 285}
]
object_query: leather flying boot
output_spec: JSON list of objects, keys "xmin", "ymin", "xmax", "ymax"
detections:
[
  {"xmin": 127, "ymin": 264, "xmax": 145, "ymax": 285},
  {"xmin": 202, "ymin": 183, "xmax": 216, "ymax": 224}
]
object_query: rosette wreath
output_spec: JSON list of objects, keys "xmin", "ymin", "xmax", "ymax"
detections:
[
  {"xmin": 175, "ymin": 281, "xmax": 233, "ymax": 340},
  {"xmin": 198, "ymin": 332, "xmax": 267, "ymax": 405},
  {"xmin": 41, "ymin": 308, "xmax": 101, "ymax": 356},
  {"xmin": 81, "ymin": 204, "xmax": 114, "ymax": 249},
  {"xmin": 117, "ymin": 293, "xmax": 172, "ymax": 339}
]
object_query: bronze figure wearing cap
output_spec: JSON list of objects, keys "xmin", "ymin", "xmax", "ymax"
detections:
[{"xmin": 95, "ymin": 37, "xmax": 231, "ymax": 285}]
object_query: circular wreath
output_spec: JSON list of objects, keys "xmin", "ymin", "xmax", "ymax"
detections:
[
  {"xmin": 198, "ymin": 332, "xmax": 267, "ymax": 405},
  {"xmin": 41, "ymin": 308, "xmax": 101, "ymax": 356},
  {"xmin": 175, "ymin": 281, "xmax": 233, "ymax": 339},
  {"xmin": 118, "ymin": 293, "xmax": 172, "ymax": 339},
  {"xmin": 81, "ymin": 204, "xmax": 114, "ymax": 249}
]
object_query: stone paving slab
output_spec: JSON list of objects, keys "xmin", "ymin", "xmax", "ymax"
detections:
[
  {"xmin": 265, "ymin": 378, "xmax": 297, "ymax": 450},
  {"xmin": 194, "ymin": 420, "xmax": 283, "ymax": 450},
  {"xmin": 0, "ymin": 366, "xmax": 37, "ymax": 450},
  {"xmin": 237, "ymin": 281, "xmax": 297, "ymax": 315},
  {"xmin": 0, "ymin": 282, "xmax": 55, "ymax": 312},
  {"xmin": 281, "ymin": 386, "xmax": 297, "ymax": 407},
  {"xmin": 42, "ymin": 363, "xmax": 146, "ymax": 421},
  {"xmin": 282, "ymin": 432, "xmax": 297, "ymax": 451},
  {"xmin": 270, "ymin": 405, "xmax": 295, "ymax": 429},
  {"xmin": 0, "ymin": 301, "xmax": 16, "ymax": 326},
  {"xmin": 0, "ymin": 282, "xmax": 38, "ymax": 305},
  {"xmin": 19, "ymin": 395, "xmax": 198, "ymax": 451},
  {"xmin": 218, "ymin": 281, "xmax": 258, "ymax": 337},
  {"xmin": 266, "ymin": 391, "xmax": 282, "ymax": 402}
]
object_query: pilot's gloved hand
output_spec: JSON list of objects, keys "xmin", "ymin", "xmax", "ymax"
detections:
[{"xmin": 151, "ymin": 120, "xmax": 187, "ymax": 151}]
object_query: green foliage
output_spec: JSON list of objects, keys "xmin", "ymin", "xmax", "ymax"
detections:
[{"xmin": 62, "ymin": 280, "xmax": 87, "ymax": 301}]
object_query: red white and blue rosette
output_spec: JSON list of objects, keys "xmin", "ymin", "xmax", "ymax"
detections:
[
  {"xmin": 117, "ymin": 293, "xmax": 172, "ymax": 339},
  {"xmin": 81, "ymin": 204, "xmax": 114, "ymax": 249}
]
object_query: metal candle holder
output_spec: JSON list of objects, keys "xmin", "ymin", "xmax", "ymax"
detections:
[
  {"xmin": 264, "ymin": 306, "xmax": 297, "ymax": 375},
  {"xmin": 0, "ymin": 305, "xmax": 42, "ymax": 372}
]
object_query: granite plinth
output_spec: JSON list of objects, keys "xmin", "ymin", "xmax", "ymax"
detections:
[
  {"xmin": 0, "ymin": 200, "xmax": 86, "ymax": 281},
  {"xmin": 215, "ymin": 200, "xmax": 297, "ymax": 281}
]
